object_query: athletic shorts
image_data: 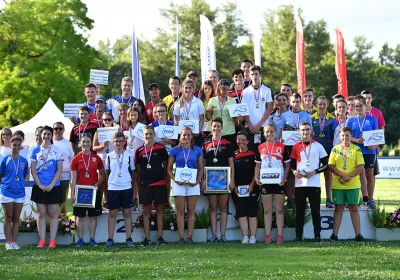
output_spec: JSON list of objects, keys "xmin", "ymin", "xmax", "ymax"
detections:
[
  {"xmin": 231, "ymin": 188, "xmax": 260, "ymax": 218},
  {"xmin": 171, "ymin": 181, "xmax": 200, "ymax": 197},
  {"xmin": 0, "ymin": 194, "xmax": 25, "ymax": 204},
  {"xmin": 31, "ymin": 185, "xmax": 63, "ymax": 204},
  {"xmin": 374, "ymin": 156, "xmax": 380, "ymax": 175},
  {"xmin": 140, "ymin": 185, "xmax": 168, "ymax": 206},
  {"xmin": 73, "ymin": 191, "xmax": 103, "ymax": 217},
  {"xmin": 332, "ymin": 189, "xmax": 360, "ymax": 205},
  {"xmin": 363, "ymin": 154, "xmax": 376, "ymax": 169},
  {"xmin": 260, "ymin": 184, "xmax": 286, "ymax": 195},
  {"xmin": 59, "ymin": 180, "xmax": 70, "ymax": 203},
  {"xmin": 107, "ymin": 188, "xmax": 133, "ymax": 210}
]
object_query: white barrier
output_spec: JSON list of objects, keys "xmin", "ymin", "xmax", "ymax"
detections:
[{"xmin": 376, "ymin": 157, "xmax": 400, "ymax": 178}]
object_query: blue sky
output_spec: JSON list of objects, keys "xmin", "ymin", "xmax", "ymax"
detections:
[{"xmin": 82, "ymin": 0, "xmax": 399, "ymax": 58}]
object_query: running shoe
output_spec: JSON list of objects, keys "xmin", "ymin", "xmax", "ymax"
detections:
[
  {"xmin": 48, "ymin": 240, "xmax": 57, "ymax": 248},
  {"xmin": 105, "ymin": 239, "xmax": 114, "ymax": 247},
  {"xmin": 264, "ymin": 235, "xmax": 272, "ymax": 244},
  {"xmin": 219, "ymin": 235, "xmax": 228, "ymax": 243},
  {"xmin": 329, "ymin": 234, "xmax": 338, "ymax": 241},
  {"xmin": 367, "ymin": 200, "xmax": 377, "ymax": 210},
  {"xmin": 207, "ymin": 236, "xmax": 219, "ymax": 243},
  {"xmin": 76, "ymin": 238, "xmax": 84, "ymax": 247},
  {"xmin": 5, "ymin": 243, "xmax": 13, "ymax": 250},
  {"xmin": 177, "ymin": 238, "xmax": 186, "ymax": 245},
  {"xmin": 11, "ymin": 243, "xmax": 20, "ymax": 250},
  {"xmin": 355, "ymin": 234, "xmax": 365, "ymax": 242},
  {"xmin": 157, "ymin": 237, "xmax": 168, "ymax": 245},
  {"xmin": 186, "ymin": 237, "xmax": 194, "ymax": 244},
  {"xmin": 37, "ymin": 240, "xmax": 46, "ymax": 248},
  {"xmin": 126, "ymin": 238, "xmax": 134, "ymax": 246},
  {"xmin": 314, "ymin": 235, "xmax": 321, "ymax": 243},
  {"xmin": 89, "ymin": 238, "xmax": 98, "ymax": 246},
  {"xmin": 141, "ymin": 238, "xmax": 151, "ymax": 246},
  {"xmin": 325, "ymin": 198, "xmax": 335, "ymax": 208},
  {"xmin": 276, "ymin": 235, "xmax": 284, "ymax": 244},
  {"xmin": 249, "ymin": 236, "xmax": 256, "ymax": 244},
  {"xmin": 241, "ymin": 236, "xmax": 249, "ymax": 244}
]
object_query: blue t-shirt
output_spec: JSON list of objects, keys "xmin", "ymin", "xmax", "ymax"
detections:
[
  {"xmin": 281, "ymin": 110, "xmax": 312, "ymax": 130},
  {"xmin": 0, "ymin": 155, "xmax": 29, "ymax": 198},
  {"xmin": 151, "ymin": 120, "xmax": 174, "ymax": 128},
  {"xmin": 169, "ymin": 146, "xmax": 203, "ymax": 169},
  {"xmin": 30, "ymin": 145, "xmax": 64, "ymax": 186},
  {"xmin": 311, "ymin": 112, "xmax": 335, "ymax": 152},
  {"xmin": 345, "ymin": 115, "xmax": 378, "ymax": 154}
]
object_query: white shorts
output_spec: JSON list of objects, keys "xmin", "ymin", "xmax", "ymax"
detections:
[
  {"xmin": 171, "ymin": 181, "xmax": 200, "ymax": 197},
  {"xmin": 0, "ymin": 194, "xmax": 25, "ymax": 204}
]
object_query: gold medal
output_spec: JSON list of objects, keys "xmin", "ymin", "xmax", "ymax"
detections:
[
  {"xmin": 147, "ymin": 163, "xmax": 151, "ymax": 169},
  {"xmin": 255, "ymin": 103, "xmax": 260, "ymax": 109}
]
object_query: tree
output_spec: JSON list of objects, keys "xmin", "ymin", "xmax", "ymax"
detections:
[{"xmin": 0, "ymin": 0, "xmax": 98, "ymax": 127}]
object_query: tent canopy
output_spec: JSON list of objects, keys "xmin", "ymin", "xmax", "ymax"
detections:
[{"xmin": 11, "ymin": 98, "xmax": 73, "ymax": 146}]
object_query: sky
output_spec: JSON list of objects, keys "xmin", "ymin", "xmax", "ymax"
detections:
[{"xmin": 81, "ymin": 0, "xmax": 400, "ymax": 58}]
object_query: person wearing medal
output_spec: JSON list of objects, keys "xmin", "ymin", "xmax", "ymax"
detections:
[
  {"xmin": 300, "ymin": 88, "xmax": 318, "ymax": 115},
  {"xmin": 70, "ymin": 106, "xmax": 98, "ymax": 155},
  {"xmin": 30, "ymin": 126, "xmax": 64, "ymax": 248},
  {"xmin": 151, "ymin": 103, "xmax": 177, "ymax": 152},
  {"xmin": 202, "ymin": 117, "xmax": 235, "ymax": 243},
  {"xmin": 311, "ymin": 96, "xmax": 335, "ymax": 208},
  {"xmin": 135, "ymin": 125, "xmax": 169, "ymax": 246},
  {"xmin": 163, "ymin": 76, "xmax": 181, "ymax": 122},
  {"xmin": 205, "ymin": 79, "xmax": 237, "ymax": 147},
  {"xmin": 241, "ymin": 65, "xmax": 273, "ymax": 149},
  {"xmin": 132, "ymin": 99, "xmax": 148, "ymax": 125},
  {"xmin": 228, "ymin": 69, "xmax": 245, "ymax": 104},
  {"xmin": 0, "ymin": 128, "xmax": 12, "ymax": 158},
  {"xmin": 70, "ymin": 134, "xmax": 106, "ymax": 247},
  {"xmin": 88, "ymin": 95, "xmax": 108, "ymax": 128},
  {"xmin": 108, "ymin": 77, "xmax": 137, "ymax": 122},
  {"xmin": 116, "ymin": 104, "xmax": 129, "ymax": 132},
  {"xmin": 255, "ymin": 124, "xmax": 290, "ymax": 244},
  {"xmin": 346, "ymin": 96, "xmax": 356, "ymax": 117},
  {"xmin": 105, "ymin": 132, "xmax": 135, "ymax": 246},
  {"xmin": 328, "ymin": 127, "xmax": 365, "ymax": 242},
  {"xmin": 173, "ymin": 78, "xmax": 205, "ymax": 147},
  {"xmin": 291, "ymin": 122, "xmax": 328, "ymax": 242},
  {"xmin": 0, "ymin": 136, "xmax": 29, "ymax": 250},
  {"xmin": 207, "ymin": 69, "xmax": 220, "ymax": 92},
  {"xmin": 167, "ymin": 127, "xmax": 203, "ymax": 244},
  {"xmin": 345, "ymin": 95, "xmax": 378, "ymax": 209},
  {"xmin": 145, "ymin": 83, "xmax": 163, "ymax": 124},
  {"xmin": 199, "ymin": 80, "xmax": 215, "ymax": 138},
  {"xmin": 267, "ymin": 93, "xmax": 288, "ymax": 141}
]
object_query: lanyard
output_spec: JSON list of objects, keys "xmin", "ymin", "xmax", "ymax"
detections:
[
  {"xmin": 291, "ymin": 111, "xmax": 300, "ymax": 129},
  {"xmin": 319, "ymin": 113, "xmax": 326, "ymax": 132},
  {"xmin": 11, "ymin": 156, "xmax": 20, "ymax": 180},
  {"xmin": 235, "ymin": 89, "xmax": 242, "ymax": 103},
  {"xmin": 212, "ymin": 137, "xmax": 221, "ymax": 162},
  {"xmin": 218, "ymin": 97, "xmax": 227, "ymax": 115},
  {"xmin": 122, "ymin": 96, "xmax": 133, "ymax": 105},
  {"xmin": 78, "ymin": 122, "xmax": 89, "ymax": 141},
  {"xmin": 183, "ymin": 147, "xmax": 191, "ymax": 168},
  {"xmin": 301, "ymin": 141, "xmax": 312, "ymax": 164},
  {"xmin": 266, "ymin": 142, "xmax": 275, "ymax": 167},
  {"xmin": 144, "ymin": 145, "xmax": 154, "ymax": 164},
  {"xmin": 81, "ymin": 153, "xmax": 91, "ymax": 177},
  {"xmin": 253, "ymin": 86, "xmax": 261, "ymax": 104},
  {"xmin": 117, "ymin": 151, "xmax": 125, "ymax": 174},
  {"xmin": 184, "ymin": 98, "xmax": 193, "ymax": 118},
  {"xmin": 340, "ymin": 145, "xmax": 350, "ymax": 167},
  {"xmin": 357, "ymin": 116, "xmax": 366, "ymax": 134},
  {"xmin": 42, "ymin": 145, "xmax": 52, "ymax": 164},
  {"xmin": 95, "ymin": 112, "xmax": 102, "ymax": 127}
]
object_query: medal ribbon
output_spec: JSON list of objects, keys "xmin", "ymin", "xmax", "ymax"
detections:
[
  {"xmin": 184, "ymin": 99, "xmax": 192, "ymax": 119},
  {"xmin": 129, "ymin": 126, "xmax": 135, "ymax": 146},
  {"xmin": 340, "ymin": 145, "xmax": 349, "ymax": 167},
  {"xmin": 357, "ymin": 116, "xmax": 366, "ymax": 135},
  {"xmin": 42, "ymin": 145, "xmax": 52, "ymax": 166},
  {"xmin": 212, "ymin": 137, "xmax": 221, "ymax": 159},
  {"xmin": 301, "ymin": 141, "xmax": 312, "ymax": 163},
  {"xmin": 218, "ymin": 97, "xmax": 227, "ymax": 115},
  {"xmin": 81, "ymin": 152, "xmax": 91, "ymax": 176},
  {"xmin": 235, "ymin": 89, "xmax": 242, "ymax": 103},
  {"xmin": 11, "ymin": 156, "xmax": 20, "ymax": 178},
  {"xmin": 266, "ymin": 142, "xmax": 275, "ymax": 164},
  {"xmin": 253, "ymin": 86, "xmax": 261, "ymax": 105},
  {"xmin": 117, "ymin": 151, "xmax": 125, "ymax": 174},
  {"xmin": 78, "ymin": 122, "xmax": 89, "ymax": 142},
  {"xmin": 183, "ymin": 147, "xmax": 191, "ymax": 167},
  {"xmin": 319, "ymin": 114, "xmax": 325, "ymax": 132},
  {"xmin": 291, "ymin": 111, "xmax": 300, "ymax": 129},
  {"xmin": 144, "ymin": 145, "xmax": 154, "ymax": 165}
]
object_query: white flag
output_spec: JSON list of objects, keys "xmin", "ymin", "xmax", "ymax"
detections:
[
  {"xmin": 254, "ymin": 24, "xmax": 261, "ymax": 66},
  {"xmin": 132, "ymin": 23, "xmax": 145, "ymax": 102},
  {"xmin": 200, "ymin": 15, "xmax": 216, "ymax": 83}
]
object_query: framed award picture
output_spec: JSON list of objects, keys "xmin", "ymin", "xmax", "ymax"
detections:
[
  {"xmin": 73, "ymin": 185, "xmax": 97, "ymax": 208},
  {"xmin": 204, "ymin": 167, "xmax": 230, "ymax": 194}
]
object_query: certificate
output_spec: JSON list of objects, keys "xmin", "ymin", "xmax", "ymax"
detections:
[
  {"xmin": 237, "ymin": 185, "xmax": 249, "ymax": 197},
  {"xmin": 227, "ymin": 103, "xmax": 250, "ymax": 117},
  {"xmin": 89, "ymin": 69, "xmax": 109, "ymax": 85},
  {"xmin": 179, "ymin": 119, "xmax": 200, "ymax": 134},
  {"xmin": 175, "ymin": 167, "xmax": 197, "ymax": 184},
  {"xmin": 156, "ymin": 125, "xmax": 179, "ymax": 140},
  {"xmin": 131, "ymin": 123, "xmax": 145, "ymax": 140},
  {"xmin": 204, "ymin": 166, "xmax": 231, "ymax": 194},
  {"xmin": 73, "ymin": 185, "xmax": 97, "ymax": 208},
  {"xmin": 97, "ymin": 127, "xmax": 119, "ymax": 144},
  {"xmin": 260, "ymin": 168, "xmax": 281, "ymax": 184},
  {"xmin": 282, "ymin": 130, "xmax": 301, "ymax": 146},
  {"xmin": 64, "ymin": 103, "xmax": 83, "ymax": 118},
  {"xmin": 363, "ymin": 129, "xmax": 385, "ymax": 146}
]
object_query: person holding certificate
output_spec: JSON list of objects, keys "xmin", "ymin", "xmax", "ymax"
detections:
[
  {"xmin": 135, "ymin": 126, "xmax": 169, "ymax": 246},
  {"xmin": 0, "ymin": 136, "xmax": 29, "ymax": 250},
  {"xmin": 231, "ymin": 130, "xmax": 259, "ymax": 244},
  {"xmin": 173, "ymin": 78, "xmax": 205, "ymax": 147},
  {"xmin": 267, "ymin": 93, "xmax": 288, "ymax": 141},
  {"xmin": 104, "ymin": 132, "xmax": 135, "ymax": 246},
  {"xmin": 202, "ymin": 118, "xmax": 235, "ymax": 243},
  {"xmin": 30, "ymin": 126, "xmax": 64, "ymax": 248},
  {"xmin": 70, "ymin": 134, "xmax": 106, "ymax": 247},
  {"xmin": 167, "ymin": 127, "xmax": 203, "ymax": 244},
  {"xmin": 255, "ymin": 124, "xmax": 290, "ymax": 244},
  {"xmin": 345, "ymin": 95, "xmax": 378, "ymax": 209},
  {"xmin": 151, "ymin": 103, "xmax": 177, "ymax": 152}
]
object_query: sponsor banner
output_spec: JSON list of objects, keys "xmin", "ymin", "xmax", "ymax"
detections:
[
  {"xmin": 334, "ymin": 27, "xmax": 348, "ymax": 99},
  {"xmin": 282, "ymin": 131, "xmax": 301, "ymax": 146},
  {"xmin": 89, "ymin": 69, "xmax": 109, "ymax": 85},
  {"xmin": 376, "ymin": 157, "xmax": 400, "ymax": 179},
  {"xmin": 97, "ymin": 127, "xmax": 119, "ymax": 144},
  {"xmin": 363, "ymin": 129, "xmax": 385, "ymax": 146},
  {"xmin": 131, "ymin": 123, "xmax": 146, "ymax": 140},
  {"xmin": 227, "ymin": 103, "xmax": 249, "ymax": 117},
  {"xmin": 260, "ymin": 168, "xmax": 281, "ymax": 184},
  {"xmin": 156, "ymin": 125, "xmax": 179, "ymax": 140},
  {"xmin": 200, "ymin": 15, "xmax": 216, "ymax": 83},
  {"xmin": 296, "ymin": 16, "xmax": 306, "ymax": 95},
  {"xmin": 64, "ymin": 103, "xmax": 83, "ymax": 118},
  {"xmin": 179, "ymin": 119, "xmax": 200, "ymax": 134}
]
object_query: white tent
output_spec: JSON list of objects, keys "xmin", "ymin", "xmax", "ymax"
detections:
[{"xmin": 11, "ymin": 98, "xmax": 74, "ymax": 146}]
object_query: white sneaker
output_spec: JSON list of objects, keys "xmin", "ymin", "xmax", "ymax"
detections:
[
  {"xmin": 12, "ymin": 243, "xmax": 20, "ymax": 250},
  {"xmin": 5, "ymin": 243, "xmax": 13, "ymax": 250},
  {"xmin": 241, "ymin": 236, "xmax": 249, "ymax": 244},
  {"xmin": 249, "ymin": 236, "xmax": 257, "ymax": 244}
]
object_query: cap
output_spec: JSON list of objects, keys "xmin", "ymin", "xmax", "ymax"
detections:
[
  {"xmin": 186, "ymin": 71, "xmax": 198, "ymax": 78},
  {"xmin": 95, "ymin": 95, "xmax": 107, "ymax": 103},
  {"xmin": 148, "ymin": 83, "xmax": 160, "ymax": 90}
]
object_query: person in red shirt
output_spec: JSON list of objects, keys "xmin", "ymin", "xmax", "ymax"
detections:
[
  {"xmin": 144, "ymin": 83, "xmax": 162, "ymax": 124},
  {"xmin": 89, "ymin": 96, "xmax": 107, "ymax": 128},
  {"xmin": 70, "ymin": 134, "xmax": 106, "ymax": 247},
  {"xmin": 229, "ymin": 69, "xmax": 245, "ymax": 104},
  {"xmin": 70, "ymin": 106, "xmax": 98, "ymax": 155}
]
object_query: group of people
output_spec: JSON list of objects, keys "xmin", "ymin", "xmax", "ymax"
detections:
[{"xmin": 0, "ymin": 58, "xmax": 385, "ymax": 249}]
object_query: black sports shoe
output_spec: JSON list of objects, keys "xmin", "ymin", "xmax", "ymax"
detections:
[
  {"xmin": 314, "ymin": 235, "xmax": 321, "ymax": 243},
  {"xmin": 362, "ymin": 196, "xmax": 369, "ymax": 203},
  {"xmin": 329, "ymin": 234, "xmax": 338, "ymax": 241},
  {"xmin": 141, "ymin": 238, "xmax": 151, "ymax": 246},
  {"xmin": 157, "ymin": 237, "xmax": 168, "ymax": 245},
  {"xmin": 355, "ymin": 234, "xmax": 364, "ymax": 242}
]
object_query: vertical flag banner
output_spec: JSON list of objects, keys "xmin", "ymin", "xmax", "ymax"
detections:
[
  {"xmin": 295, "ymin": 16, "xmax": 306, "ymax": 96},
  {"xmin": 132, "ymin": 23, "xmax": 145, "ymax": 102},
  {"xmin": 200, "ymin": 15, "xmax": 216, "ymax": 83},
  {"xmin": 175, "ymin": 17, "xmax": 180, "ymax": 78},
  {"xmin": 334, "ymin": 27, "xmax": 348, "ymax": 99},
  {"xmin": 254, "ymin": 24, "xmax": 261, "ymax": 66}
]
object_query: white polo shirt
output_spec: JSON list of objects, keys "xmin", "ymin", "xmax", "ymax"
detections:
[
  {"xmin": 105, "ymin": 150, "xmax": 135, "ymax": 191},
  {"xmin": 241, "ymin": 84, "xmax": 273, "ymax": 127},
  {"xmin": 173, "ymin": 96, "xmax": 205, "ymax": 121},
  {"xmin": 53, "ymin": 138, "xmax": 74, "ymax": 181}
]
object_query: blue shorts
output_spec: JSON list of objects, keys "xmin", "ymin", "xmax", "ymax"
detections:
[{"xmin": 107, "ymin": 188, "xmax": 133, "ymax": 210}]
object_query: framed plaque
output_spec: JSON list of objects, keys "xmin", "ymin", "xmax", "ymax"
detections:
[
  {"xmin": 204, "ymin": 166, "xmax": 230, "ymax": 194},
  {"xmin": 73, "ymin": 185, "xmax": 97, "ymax": 208}
]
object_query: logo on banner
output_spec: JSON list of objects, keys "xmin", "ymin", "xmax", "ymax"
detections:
[
  {"xmin": 367, "ymin": 132, "xmax": 384, "ymax": 142},
  {"xmin": 261, "ymin": 173, "xmax": 280, "ymax": 179},
  {"xmin": 137, "ymin": 127, "xmax": 144, "ymax": 138},
  {"xmin": 286, "ymin": 133, "xmax": 301, "ymax": 143},
  {"xmin": 180, "ymin": 168, "xmax": 193, "ymax": 182},
  {"xmin": 233, "ymin": 105, "xmax": 248, "ymax": 115},
  {"xmin": 162, "ymin": 127, "xmax": 175, "ymax": 138},
  {"xmin": 183, "ymin": 121, "xmax": 195, "ymax": 131}
]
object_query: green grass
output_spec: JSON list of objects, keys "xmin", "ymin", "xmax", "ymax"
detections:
[{"xmin": 1, "ymin": 242, "xmax": 399, "ymax": 279}]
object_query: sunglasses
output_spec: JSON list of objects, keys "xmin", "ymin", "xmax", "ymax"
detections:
[
  {"xmin": 103, "ymin": 118, "xmax": 113, "ymax": 122},
  {"xmin": 53, "ymin": 127, "xmax": 64, "ymax": 131}
]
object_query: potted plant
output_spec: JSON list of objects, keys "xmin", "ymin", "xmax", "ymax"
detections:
[
  {"xmin": 372, "ymin": 205, "xmax": 400, "ymax": 241},
  {"xmin": 192, "ymin": 208, "xmax": 209, "ymax": 242}
]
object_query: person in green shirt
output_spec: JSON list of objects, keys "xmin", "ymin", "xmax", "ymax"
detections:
[{"xmin": 199, "ymin": 80, "xmax": 215, "ymax": 138}]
